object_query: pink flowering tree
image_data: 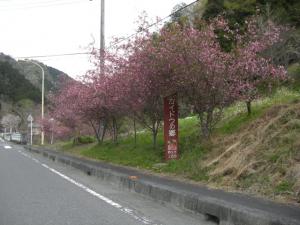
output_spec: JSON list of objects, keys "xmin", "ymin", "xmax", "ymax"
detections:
[
  {"xmin": 48, "ymin": 79, "xmax": 87, "ymax": 143},
  {"xmin": 142, "ymin": 22, "xmax": 237, "ymax": 138},
  {"xmin": 49, "ymin": 49, "xmax": 128, "ymax": 144},
  {"xmin": 83, "ymin": 49, "xmax": 130, "ymax": 143},
  {"xmin": 117, "ymin": 27, "xmax": 180, "ymax": 148},
  {"xmin": 49, "ymin": 15, "xmax": 288, "ymax": 143},
  {"xmin": 118, "ymin": 19, "xmax": 235, "ymax": 139},
  {"xmin": 232, "ymin": 17, "xmax": 288, "ymax": 115},
  {"xmin": 39, "ymin": 116, "xmax": 72, "ymax": 144}
]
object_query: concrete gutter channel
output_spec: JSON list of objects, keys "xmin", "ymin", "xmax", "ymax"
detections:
[{"xmin": 24, "ymin": 146, "xmax": 300, "ymax": 225}]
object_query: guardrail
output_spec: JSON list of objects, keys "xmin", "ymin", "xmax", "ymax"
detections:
[{"xmin": 1, "ymin": 132, "xmax": 27, "ymax": 144}]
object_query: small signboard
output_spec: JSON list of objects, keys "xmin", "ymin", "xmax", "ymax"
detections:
[
  {"xmin": 27, "ymin": 114, "xmax": 33, "ymax": 122},
  {"xmin": 164, "ymin": 93, "xmax": 179, "ymax": 160}
]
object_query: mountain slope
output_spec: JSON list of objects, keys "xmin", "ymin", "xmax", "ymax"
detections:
[
  {"xmin": 17, "ymin": 59, "xmax": 70, "ymax": 93},
  {"xmin": 0, "ymin": 60, "xmax": 41, "ymax": 103},
  {"xmin": 0, "ymin": 52, "xmax": 72, "ymax": 123},
  {"xmin": 0, "ymin": 53, "xmax": 71, "ymax": 96}
]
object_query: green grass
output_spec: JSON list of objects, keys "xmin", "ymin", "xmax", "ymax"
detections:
[
  {"xmin": 47, "ymin": 140, "xmax": 96, "ymax": 155},
  {"xmin": 275, "ymin": 181, "xmax": 294, "ymax": 194},
  {"xmin": 60, "ymin": 141, "xmax": 74, "ymax": 150},
  {"xmin": 79, "ymin": 116, "xmax": 209, "ymax": 179},
  {"xmin": 52, "ymin": 115, "xmax": 209, "ymax": 180},
  {"xmin": 218, "ymin": 88, "xmax": 300, "ymax": 134},
  {"xmin": 238, "ymin": 174, "xmax": 271, "ymax": 190},
  {"xmin": 81, "ymin": 132, "xmax": 164, "ymax": 169}
]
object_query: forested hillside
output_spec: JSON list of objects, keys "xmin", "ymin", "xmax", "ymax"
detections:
[
  {"xmin": 0, "ymin": 52, "xmax": 70, "ymax": 127},
  {"xmin": 0, "ymin": 53, "xmax": 70, "ymax": 97},
  {"xmin": 203, "ymin": 0, "xmax": 300, "ymax": 27},
  {"xmin": 175, "ymin": 0, "xmax": 300, "ymax": 80},
  {"xmin": 17, "ymin": 59, "xmax": 69, "ymax": 93},
  {"xmin": 0, "ymin": 61, "xmax": 41, "ymax": 103}
]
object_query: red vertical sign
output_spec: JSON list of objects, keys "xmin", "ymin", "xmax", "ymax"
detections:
[{"xmin": 164, "ymin": 93, "xmax": 179, "ymax": 160}]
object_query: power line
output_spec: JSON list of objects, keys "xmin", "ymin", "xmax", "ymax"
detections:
[
  {"xmin": 17, "ymin": 52, "xmax": 91, "ymax": 59},
  {"xmin": 16, "ymin": 0, "xmax": 200, "ymax": 59},
  {"xmin": 108, "ymin": 0, "xmax": 200, "ymax": 48},
  {"xmin": 0, "ymin": 0, "xmax": 86, "ymax": 10},
  {"xmin": 0, "ymin": 0, "xmax": 84, "ymax": 6},
  {"xmin": 0, "ymin": 0, "xmax": 77, "ymax": 5}
]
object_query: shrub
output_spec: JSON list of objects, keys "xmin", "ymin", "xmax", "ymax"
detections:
[{"xmin": 78, "ymin": 136, "xmax": 95, "ymax": 144}]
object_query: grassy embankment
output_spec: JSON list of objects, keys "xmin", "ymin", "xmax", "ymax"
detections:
[{"xmin": 52, "ymin": 88, "xmax": 300, "ymax": 204}]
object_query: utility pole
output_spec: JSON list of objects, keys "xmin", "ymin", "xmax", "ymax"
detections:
[
  {"xmin": 25, "ymin": 60, "xmax": 45, "ymax": 145},
  {"xmin": 89, "ymin": 0, "xmax": 105, "ymax": 71},
  {"xmin": 100, "ymin": 0, "xmax": 105, "ymax": 73}
]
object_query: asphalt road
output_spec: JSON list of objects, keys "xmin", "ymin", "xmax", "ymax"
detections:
[{"xmin": 0, "ymin": 139, "xmax": 215, "ymax": 225}]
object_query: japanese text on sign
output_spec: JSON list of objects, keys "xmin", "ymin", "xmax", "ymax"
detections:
[{"xmin": 164, "ymin": 93, "xmax": 179, "ymax": 160}]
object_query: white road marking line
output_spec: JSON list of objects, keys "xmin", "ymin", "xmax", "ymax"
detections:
[
  {"xmin": 31, "ymin": 157, "xmax": 40, "ymax": 163},
  {"xmin": 17, "ymin": 150, "xmax": 40, "ymax": 163},
  {"xmin": 4, "ymin": 145, "xmax": 12, "ymax": 149},
  {"xmin": 16, "ymin": 149, "xmax": 162, "ymax": 225}
]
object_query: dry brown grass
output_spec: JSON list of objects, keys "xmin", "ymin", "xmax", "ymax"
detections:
[{"xmin": 204, "ymin": 103, "xmax": 300, "ymax": 204}]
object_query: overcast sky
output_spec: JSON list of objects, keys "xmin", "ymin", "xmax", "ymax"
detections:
[{"xmin": 0, "ymin": 0, "xmax": 194, "ymax": 78}]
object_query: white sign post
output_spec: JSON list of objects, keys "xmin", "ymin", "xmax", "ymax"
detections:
[
  {"xmin": 50, "ymin": 118, "xmax": 54, "ymax": 145},
  {"xmin": 27, "ymin": 115, "xmax": 33, "ymax": 145}
]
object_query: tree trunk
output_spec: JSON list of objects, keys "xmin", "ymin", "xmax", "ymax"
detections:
[
  {"xmin": 112, "ymin": 119, "xmax": 115, "ymax": 143},
  {"xmin": 152, "ymin": 121, "xmax": 159, "ymax": 149},
  {"xmin": 115, "ymin": 120, "xmax": 118, "ymax": 143},
  {"xmin": 133, "ymin": 118, "xmax": 137, "ymax": 147},
  {"xmin": 112, "ymin": 117, "xmax": 118, "ymax": 143},
  {"xmin": 73, "ymin": 130, "xmax": 80, "ymax": 145},
  {"xmin": 201, "ymin": 121, "xmax": 210, "ymax": 139},
  {"xmin": 152, "ymin": 130, "xmax": 157, "ymax": 149},
  {"xmin": 97, "ymin": 120, "xmax": 102, "ymax": 142},
  {"xmin": 90, "ymin": 121, "xmax": 101, "ymax": 143},
  {"xmin": 101, "ymin": 120, "xmax": 107, "ymax": 142},
  {"xmin": 200, "ymin": 111, "xmax": 213, "ymax": 139},
  {"xmin": 246, "ymin": 101, "xmax": 252, "ymax": 116}
]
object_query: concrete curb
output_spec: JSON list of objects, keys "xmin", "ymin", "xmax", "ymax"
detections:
[{"xmin": 24, "ymin": 146, "xmax": 300, "ymax": 225}]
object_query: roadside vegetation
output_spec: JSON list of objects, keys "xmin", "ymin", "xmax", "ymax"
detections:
[
  {"xmin": 48, "ymin": 87, "xmax": 300, "ymax": 204},
  {"xmin": 42, "ymin": 0, "xmax": 300, "ymax": 205}
]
